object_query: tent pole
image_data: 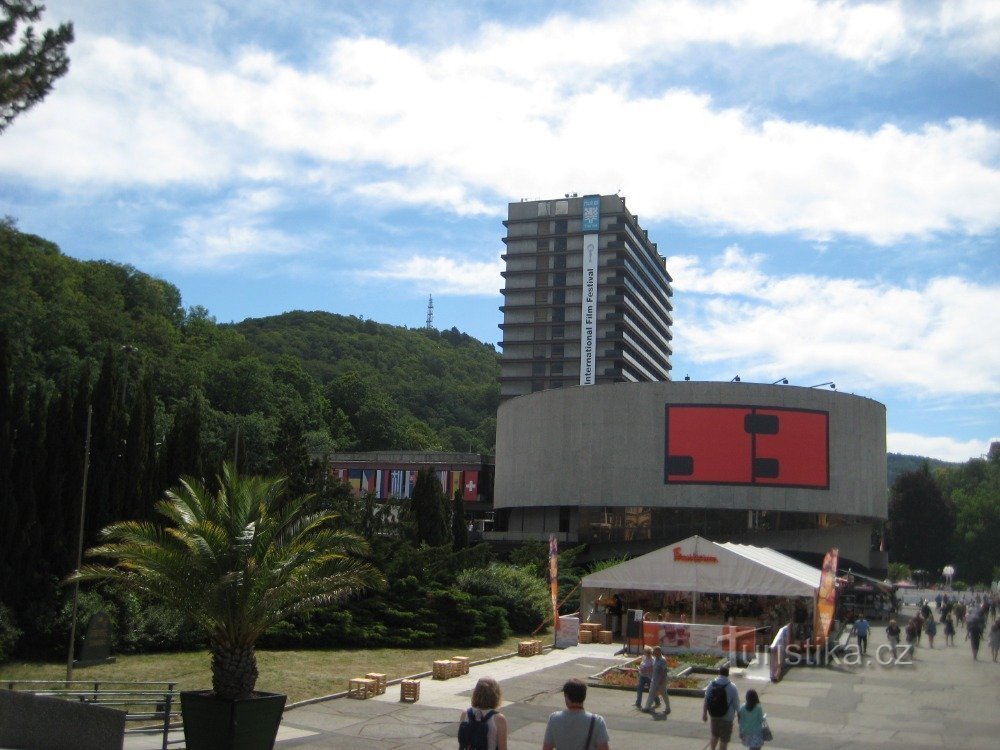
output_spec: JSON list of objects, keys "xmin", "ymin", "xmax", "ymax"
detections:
[{"xmin": 692, "ymin": 591, "xmax": 698, "ymax": 624}]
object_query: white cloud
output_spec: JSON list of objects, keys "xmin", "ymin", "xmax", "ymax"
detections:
[
  {"xmin": 669, "ymin": 247, "xmax": 1000, "ymax": 396},
  {"xmin": 1, "ymin": 3, "xmax": 997, "ymax": 246},
  {"xmin": 167, "ymin": 188, "xmax": 304, "ymax": 270},
  {"xmin": 888, "ymin": 432, "xmax": 997, "ymax": 463},
  {"xmin": 362, "ymin": 255, "xmax": 503, "ymax": 296}
]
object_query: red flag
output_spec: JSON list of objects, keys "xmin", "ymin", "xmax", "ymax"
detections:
[{"xmin": 462, "ymin": 471, "xmax": 479, "ymax": 501}]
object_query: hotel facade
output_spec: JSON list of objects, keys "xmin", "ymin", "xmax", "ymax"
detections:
[{"xmin": 499, "ymin": 194, "xmax": 674, "ymax": 400}]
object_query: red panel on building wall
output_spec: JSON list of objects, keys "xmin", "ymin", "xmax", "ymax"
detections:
[
  {"xmin": 754, "ymin": 409, "xmax": 828, "ymax": 488},
  {"xmin": 665, "ymin": 406, "xmax": 753, "ymax": 483},
  {"xmin": 665, "ymin": 405, "xmax": 828, "ymax": 489}
]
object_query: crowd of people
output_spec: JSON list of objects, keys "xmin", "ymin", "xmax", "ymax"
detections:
[
  {"xmin": 879, "ymin": 591, "xmax": 1000, "ymax": 661},
  {"xmin": 460, "ymin": 590, "xmax": 998, "ymax": 750}
]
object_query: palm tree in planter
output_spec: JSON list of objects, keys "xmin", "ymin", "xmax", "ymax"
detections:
[{"xmin": 72, "ymin": 463, "xmax": 385, "ymax": 750}]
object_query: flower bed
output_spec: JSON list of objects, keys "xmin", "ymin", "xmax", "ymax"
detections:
[{"xmin": 590, "ymin": 655, "xmax": 714, "ymax": 695}]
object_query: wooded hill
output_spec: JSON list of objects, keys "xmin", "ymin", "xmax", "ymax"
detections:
[{"xmin": 0, "ymin": 220, "xmax": 502, "ymax": 655}]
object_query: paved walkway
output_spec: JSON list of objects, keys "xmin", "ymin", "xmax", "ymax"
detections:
[{"xmin": 126, "ymin": 604, "xmax": 1000, "ymax": 749}]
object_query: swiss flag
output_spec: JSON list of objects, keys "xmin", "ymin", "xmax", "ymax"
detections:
[{"xmin": 462, "ymin": 471, "xmax": 479, "ymax": 501}]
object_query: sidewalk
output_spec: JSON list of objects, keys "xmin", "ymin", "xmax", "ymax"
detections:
[{"xmin": 126, "ymin": 605, "xmax": 1000, "ymax": 749}]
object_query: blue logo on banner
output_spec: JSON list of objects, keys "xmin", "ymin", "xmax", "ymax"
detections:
[{"xmin": 581, "ymin": 195, "xmax": 600, "ymax": 231}]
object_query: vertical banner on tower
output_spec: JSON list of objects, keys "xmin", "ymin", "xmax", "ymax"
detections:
[
  {"xmin": 814, "ymin": 548, "xmax": 839, "ymax": 645},
  {"xmin": 549, "ymin": 534, "xmax": 560, "ymax": 633},
  {"xmin": 580, "ymin": 195, "xmax": 600, "ymax": 386}
]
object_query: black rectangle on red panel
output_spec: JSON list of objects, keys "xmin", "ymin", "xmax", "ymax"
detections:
[
  {"xmin": 665, "ymin": 406, "xmax": 753, "ymax": 484},
  {"xmin": 753, "ymin": 409, "xmax": 829, "ymax": 488}
]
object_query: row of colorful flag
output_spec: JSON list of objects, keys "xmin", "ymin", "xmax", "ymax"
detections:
[{"xmin": 329, "ymin": 467, "xmax": 480, "ymax": 501}]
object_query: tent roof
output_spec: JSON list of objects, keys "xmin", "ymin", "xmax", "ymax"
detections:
[{"xmin": 581, "ymin": 535, "xmax": 821, "ymax": 598}]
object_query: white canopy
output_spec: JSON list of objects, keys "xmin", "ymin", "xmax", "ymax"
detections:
[{"xmin": 581, "ymin": 535, "xmax": 821, "ymax": 599}]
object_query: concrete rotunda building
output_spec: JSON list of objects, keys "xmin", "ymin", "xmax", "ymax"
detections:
[{"xmin": 492, "ymin": 380, "xmax": 888, "ymax": 573}]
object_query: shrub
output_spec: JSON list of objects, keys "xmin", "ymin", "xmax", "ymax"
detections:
[
  {"xmin": 0, "ymin": 602, "xmax": 22, "ymax": 663},
  {"xmin": 457, "ymin": 563, "xmax": 550, "ymax": 634}
]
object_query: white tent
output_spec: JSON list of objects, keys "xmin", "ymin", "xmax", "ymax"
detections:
[{"xmin": 581, "ymin": 535, "xmax": 821, "ymax": 623}]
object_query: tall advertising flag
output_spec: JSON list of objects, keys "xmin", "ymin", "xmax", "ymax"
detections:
[
  {"xmin": 814, "ymin": 548, "xmax": 839, "ymax": 645},
  {"xmin": 549, "ymin": 534, "xmax": 560, "ymax": 633}
]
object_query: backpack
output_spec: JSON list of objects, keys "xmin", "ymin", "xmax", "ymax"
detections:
[
  {"xmin": 458, "ymin": 708, "xmax": 495, "ymax": 750},
  {"xmin": 706, "ymin": 680, "xmax": 729, "ymax": 718}
]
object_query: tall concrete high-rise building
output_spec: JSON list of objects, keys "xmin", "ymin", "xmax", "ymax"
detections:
[{"xmin": 499, "ymin": 194, "xmax": 673, "ymax": 399}]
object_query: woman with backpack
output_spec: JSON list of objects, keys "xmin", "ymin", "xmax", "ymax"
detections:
[
  {"xmin": 737, "ymin": 689, "xmax": 767, "ymax": 750},
  {"xmin": 458, "ymin": 676, "xmax": 508, "ymax": 750}
]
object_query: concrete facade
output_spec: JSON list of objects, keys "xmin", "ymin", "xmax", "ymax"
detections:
[{"xmin": 493, "ymin": 381, "xmax": 887, "ymax": 569}]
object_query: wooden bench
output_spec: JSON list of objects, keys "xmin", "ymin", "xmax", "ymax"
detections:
[{"xmin": 2, "ymin": 680, "xmax": 178, "ymax": 750}]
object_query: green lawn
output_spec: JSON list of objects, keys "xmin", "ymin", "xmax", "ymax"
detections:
[{"xmin": 0, "ymin": 634, "xmax": 534, "ymax": 704}]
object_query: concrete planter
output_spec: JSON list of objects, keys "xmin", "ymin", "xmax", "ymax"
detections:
[{"xmin": 181, "ymin": 690, "xmax": 286, "ymax": 750}]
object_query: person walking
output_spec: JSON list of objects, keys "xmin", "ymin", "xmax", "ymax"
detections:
[
  {"xmin": 542, "ymin": 678, "xmax": 610, "ymax": 750},
  {"xmin": 459, "ymin": 677, "xmax": 508, "ymax": 750},
  {"xmin": 990, "ymin": 619, "xmax": 1000, "ymax": 663},
  {"xmin": 851, "ymin": 614, "xmax": 871, "ymax": 655},
  {"xmin": 736, "ymin": 689, "xmax": 767, "ymax": 750},
  {"xmin": 967, "ymin": 614, "xmax": 985, "ymax": 661},
  {"xmin": 886, "ymin": 619, "xmax": 901, "ymax": 656},
  {"xmin": 924, "ymin": 616, "xmax": 937, "ymax": 648},
  {"xmin": 633, "ymin": 646, "xmax": 656, "ymax": 709},
  {"xmin": 642, "ymin": 646, "xmax": 671, "ymax": 718},
  {"xmin": 702, "ymin": 665, "xmax": 740, "ymax": 750},
  {"xmin": 943, "ymin": 615, "xmax": 956, "ymax": 646}
]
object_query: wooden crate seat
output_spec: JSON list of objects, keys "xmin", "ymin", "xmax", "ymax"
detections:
[
  {"xmin": 348, "ymin": 678, "xmax": 377, "ymax": 699},
  {"xmin": 365, "ymin": 673, "xmax": 387, "ymax": 695},
  {"xmin": 400, "ymin": 679, "xmax": 420, "ymax": 702}
]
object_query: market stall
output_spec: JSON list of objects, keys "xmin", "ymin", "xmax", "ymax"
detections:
[{"xmin": 580, "ymin": 535, "xmax": 824, "ymax": 655}]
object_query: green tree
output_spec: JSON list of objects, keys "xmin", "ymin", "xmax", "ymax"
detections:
[
  {"xmin": 887, "ymin": 462, "xmax": 955, "ymax": 572},
  {"xmin": 74, "ymin": 463, "xmax": 385, "ymax": 700},
  {"xmin": 0, "ymin": 1, "xmax": 74, "ymax": 133},
  {"xmin": 451, "ymin": 488, "xmax": 466, "ymax": 550},
  {"xmin": 410, "ymin": 467, "xmax": 450, "ymax": 546},
  {"xmin": 940, "ymin": 453, "xmax": 1000, "ymax": 585},
  {"xmin": 887, "ymin": 562, "xmax": 912, "ymax": 583}
]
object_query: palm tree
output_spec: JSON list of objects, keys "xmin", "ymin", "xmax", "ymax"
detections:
[{"xmin": 73, "ymin": 463, "xmax": 385, "ymax": 700}]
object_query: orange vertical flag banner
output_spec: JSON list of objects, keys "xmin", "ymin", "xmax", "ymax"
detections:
[
  {"xmin": 549, "ymin": 534, "xmax": 559, "ymax": 633},
  {"xmin": 814, "ymin": 548, "xmax": 839, "ymax": 645}
]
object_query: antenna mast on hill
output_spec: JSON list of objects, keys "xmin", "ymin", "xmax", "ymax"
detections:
[{"xmin": 426, "ymin": 294, "xmax": 434, "ymax": 329}]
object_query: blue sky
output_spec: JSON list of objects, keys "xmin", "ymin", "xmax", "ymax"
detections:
[{"xmin": 1, "ymin": 0, "xmax": 997, "ymax": 462}]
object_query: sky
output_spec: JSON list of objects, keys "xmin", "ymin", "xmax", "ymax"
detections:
[{"xmin": 1, "ymin": 0, "xmax": 997, "ymax": 463}]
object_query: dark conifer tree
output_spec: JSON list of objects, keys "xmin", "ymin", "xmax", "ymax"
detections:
[
  {"xmin": 158, "ymin": 388, "xmax": 203, "ymax": 490},
  {"xmin": 411, "ymin": 467, "xmax": 450, "ymax": 546},
  {"xmin": 38, "ymin": 376, "xmax": 77, "ymax": 580},
  {"xmin": 0, "ymin": 335, "xmax": 20, "ymax": 609},
  {"xmin": 273, "ymin": 412, "xmax": 311, "ymax": 501},
  {"xmin": 451, "ymin": 487, "xmax": 467, "ymax": 550},
  {"xmin": 888, "ymin": 462, "xmax": 955, "ymax": 572},
  {"xmin": 86, "ymin": 347, "xmax": 130, "ymax": 540},
  {"xmin": 122, "ymin": 369, "xmax": 157, "ymax": 520}
]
